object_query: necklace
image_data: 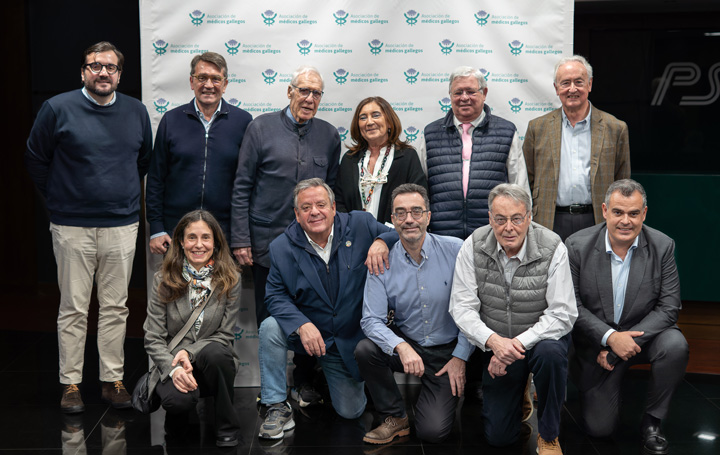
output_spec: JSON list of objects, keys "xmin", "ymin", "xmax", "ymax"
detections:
[{"xmin": 359, "ymin": 146, "xmax": 391, "ymax": 210}]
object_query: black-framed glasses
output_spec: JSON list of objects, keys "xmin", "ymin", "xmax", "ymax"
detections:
[
  {"xmin": 392, "ymin": 208, "xmax": 428, "ymax": 221},
  {"xmin": 83, "ymin": 62, "xmax": 120, "ymax": 75},
  {"xmin": 292, "ymin": 84, "xmax": 323, "ymax": 100},
  {"xmin": 192, "ymin": 74, "xmax": 226, "ymax": 86},
  {"xmin": 490, "ymin": 212, "xmax": 529, "ymax": 226}
]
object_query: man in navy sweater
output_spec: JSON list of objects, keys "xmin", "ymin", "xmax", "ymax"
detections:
[
  {"xmin": 146, "ymin": 52, "xmax": 252, "ymax": 252},
  {"xmin": 25, "ymin": 41, "xmax": 152, "ymax": 413}
]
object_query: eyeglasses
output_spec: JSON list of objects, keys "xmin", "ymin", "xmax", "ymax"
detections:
[
  {"xmin": 192, "ymin": 74, "xmax": 226, "ymax": 86},
  {"xmin": 451, "ymin": 89, "xmax": 481, "ymax": 98},
  {"xmin": 490, "ymin": 212, "xmax": 529, "ymax": 226},
  {"xmin": 292, "ymin": 84, "xmax": 323, "ymax": 100},
  {"xmin": 557, "ymin": 79, "xmax": 587, "ymax": 89},
  {"xmin": 83, "ymin": 62, "xmax": 120, "ymax": 75},
  {"xmin": 392, "ymin": 208, "xmax": 428, "ymax": 221}
]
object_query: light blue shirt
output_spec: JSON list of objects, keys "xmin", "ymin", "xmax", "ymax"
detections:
[
  {"xmin": 362, "ymin": 233, "xmax": 474, "ymax": 361},
  {"xmin": 556, "ymin": 105, "xmax": 592, "ymax": 206},
  {"xmin": 194, "ymin": 98, "xmax": 222, "ymax": 132},
  {"xmin": 81, "ymin": 87, "xmax": 116, "ymax": 106},
  {"xmin": 601, "ymin": 229, "xmax": 639, "ymax": 345}
]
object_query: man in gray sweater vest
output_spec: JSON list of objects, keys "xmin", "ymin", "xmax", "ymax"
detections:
[{"xmin": 449, "ymin": 183, "xmax": 577, "ymax": 455}]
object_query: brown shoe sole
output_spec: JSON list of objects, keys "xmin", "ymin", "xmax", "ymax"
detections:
[{"xmin": 363, "ymin": 428, "xmax": 410, "ymax": 445}]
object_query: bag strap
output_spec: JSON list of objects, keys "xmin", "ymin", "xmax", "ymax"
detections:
[{"xmin": 167, "ymin": 287, "xmax": 216, "ymax": 352}]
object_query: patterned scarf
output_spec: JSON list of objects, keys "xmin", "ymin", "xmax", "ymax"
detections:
[{"xmin": 182, "ymin": 258, "xmax": 214, "ymax": 335}]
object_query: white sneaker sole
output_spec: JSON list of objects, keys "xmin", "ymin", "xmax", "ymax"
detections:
[{"xmin": 259, "ymin": 418, "xmax": 295, "ymax": 439}]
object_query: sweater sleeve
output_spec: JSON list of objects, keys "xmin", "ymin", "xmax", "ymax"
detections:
[{"xmin": 25, "ymin": 101, "xmax": 57, "ymax": 197}]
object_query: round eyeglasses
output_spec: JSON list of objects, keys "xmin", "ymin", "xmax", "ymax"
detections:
[{"xmin": 83, "ymin": 62, "xmax": 120, "ymax": 75}]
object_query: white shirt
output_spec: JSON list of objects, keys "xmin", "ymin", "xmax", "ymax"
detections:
[
  {"xmin": 304, "ymin": 224, "xmax": 334, "ymax": 264},
  {"xmin": 416, "ymin": 110, "xmax": 530, "ymax": 197},
  {"xmin": 357, "ymin": 145, "xmax": 395, "ymax": 219},
  {"xmin": 449, "ymin": 232, "xmax": 578, "ymax": 350}
]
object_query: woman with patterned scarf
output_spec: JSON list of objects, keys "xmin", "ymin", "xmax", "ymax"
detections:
[{"xmin": 143, "ymin": 210, "xmax": 241, "ymax": 447}]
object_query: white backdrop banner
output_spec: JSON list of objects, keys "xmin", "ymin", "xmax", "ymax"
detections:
[{"xmin": 139, "ymin": 0, "xmax": 574, "ymax": 386}]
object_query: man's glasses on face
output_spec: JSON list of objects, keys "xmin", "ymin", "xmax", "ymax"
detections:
[
  {"xmin": 84, "ymin": 62, "xmax": 120, "ymax": 75},
  {"xmin": 192, "ymin": 74, "xmax": 226, "ymax": 86},
  {"xmin": 491, "ymin": 212, "xmax": 529, "ymax": 226},
  {"xmin": 292, "ymin": 84, "xmax": 323, "ymax": 101},
  {"xmin": 393, "ymin": 208, "xmax": 428, "ymax": 221}
]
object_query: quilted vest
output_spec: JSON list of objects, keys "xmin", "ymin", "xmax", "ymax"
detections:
[
  {"xmin": 425, "ymin": 105, "xmax": 516, "ymax": 239},
  {"xmin": 471, "ymin": 222, "xmax": 560, "ymax": 338}
]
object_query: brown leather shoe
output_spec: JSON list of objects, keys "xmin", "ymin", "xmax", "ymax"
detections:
[
  {"xmin": 61, "ymin": 384, "xmax": 85, "ymax": 414},
  {"xmin": 363, "ymin": 415, "xmax": 410, "ymax": 444},
  {"xmin": 537, "ymin": 435, "xmax": 563, "ymax": 455},
  {"xmin": 101, "ymin": 381, "xmax": 132, "ymax": 409}
]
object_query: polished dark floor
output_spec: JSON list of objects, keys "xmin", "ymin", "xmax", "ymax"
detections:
[{"xmin": 2, "ymin": 330, "xmax": 719, "ymax": 455}]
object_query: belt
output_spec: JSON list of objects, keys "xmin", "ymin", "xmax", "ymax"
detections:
[{"xmin": 556, "ymin": 204, "xmax": 593, "ymax": 214}]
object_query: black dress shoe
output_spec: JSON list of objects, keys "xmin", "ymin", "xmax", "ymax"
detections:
[
  {"xmin": 642, "ymin": 424, "xmax": 669, "ymax": 455},
  {"xmin": 216, "ymin": 435, "xmax": 239, "ymax": 447}
]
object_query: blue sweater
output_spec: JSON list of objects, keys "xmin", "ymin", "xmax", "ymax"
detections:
[
  {"xmin": 25, "ymin": 89, "xmax": 152, "ymax": 227},
  {"xmin": 231, "ymin": 107, "xmax": 341, "ymax": 267},
  {"xmin": 146, "ymin": 99, "xmax": 252, "ymax": 239}
]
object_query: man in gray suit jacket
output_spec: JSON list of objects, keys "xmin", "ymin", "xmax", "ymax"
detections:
[{"xmin": 566, "ymin": 179, "xmax": 688, "ymax": 455}]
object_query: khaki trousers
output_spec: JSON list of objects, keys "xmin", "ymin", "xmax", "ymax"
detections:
[{"xmin": 50, "ymin": 222, "xmax": 138, "ymax": 384}]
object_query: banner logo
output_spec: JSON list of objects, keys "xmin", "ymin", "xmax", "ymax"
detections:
[
  {"xmin": 404, "ymin": 126, "xmax": 419, "ymax": 142},
  {"xmin": 297, "ymin": 40, "xmax": 312, "ymax": 55},
  {"xmin": 404, "ymin": 10, "xmax": 419, "ymax": 26},
  {"xmin": 404, "ymin": 68, "xmax": 419, "ymax": 84},
  {"xmin": 651, "ymin": 62, "xmax": 720, "ymax": 106},
  {"xmin": 228, "ymin": 98, "xmax": 242, "ymax": 107},
  {"xmin": 439, "ymin": 39, "xmax": 455, "ymax": 55},
  {"xmin": 509, "ymin": 40, "xmax": 524, "ymax": 56},
  {"xmin": 225, "ymin": 40, "xmax": 240, "ymax": 55},
  {"xmin": 337, "ymin": 127, "xmax": 349, "ymax": 142},
  {"xmin": 189, "ymin": 10, "xmax": 205, "ymax": 26},
  {"xmin": 234, "ymin": 328, "xmax": 245, "ymax": 341},
  {"xmin": 475, "ymin": 10, "xmax": 490, "ymax": 26},
  {"xmin": 369, "ymin": 39, "xmax": 384, "ymax": 55},
  {"xmin": 479, "ymin": 68, "xmax": 491, "ymax": 82},
  {"xmin": 262, "ymin": 69, "xmax": 277, "ymax": 85},
  {"xmin": 334, "ymin": 10, "xmax": 348, "ymax": 25},
  {"xmin": 509, "ymin": 98, "xmax": 524, "ymax": 113},
  {"xmin": 262, "ymin": 10, "xmax": 277, "ymax": 26},
  {"xmin": 334, "ymin": 68, "xmax": 349, "ymax": 85},
  {"xmin": 438, "ymin": 97, "xmax": 452, "ymax": 113},
  {"xmin": 154, "ymin": 98, "xmax": 169, "ymax": 114},
  {"xmin": 153, "ymin": 40, "xmax": 168, "ymax": 55}
]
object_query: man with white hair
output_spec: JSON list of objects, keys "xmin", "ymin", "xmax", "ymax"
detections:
[
  {"xmin": 418, "ymin": 66, "xmax": 530, "ymax": 240},
  {"xmin": 523, "ymin": 55, "xmax": 630, "ymax": 241},
  {"xmin": 449, "ymin": 183, "xmax": 577, "ymax": 455},
  {"xmin": 231, "ymin": 65, "xmax": 340, "ymax": 407}
]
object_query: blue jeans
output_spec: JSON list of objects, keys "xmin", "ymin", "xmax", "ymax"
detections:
[{"xmin": 258, "ymin": 317, "xmax": 366, "ymax": 419}]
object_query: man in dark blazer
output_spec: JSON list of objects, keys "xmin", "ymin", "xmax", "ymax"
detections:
[
  {"xmin": 524, "ymin": 55, "xmax": 630, "ymax": 241},
  {"xmin": 256, "ymin": 178, "xmax": 395, "ymax": 440},
  {"xmin": 566, "ymin": 179, "xmax": 688, "ymax": 455}
]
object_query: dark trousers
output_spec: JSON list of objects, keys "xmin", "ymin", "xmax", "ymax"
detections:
[
  {"xmin": 552, "ymin": 211, "xmax": 595, "ymax": 242},
  {"xmin": 155, "ymin": 342, "xmax": 240, "ymax": 437},
  {"xmin": 572, "ymin": 327, "xmax": 689, "ymax": 438},
  {"xmin": 253, "ymin": 263, "xmax": 316, "ymax": 388},
  {"xmin": 481, "ymin": 334, "xmax": 571, "ymax": 446},
  {"xmin": 355, "ymin": 336, "xmax": 459, "ymax": 443}
]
